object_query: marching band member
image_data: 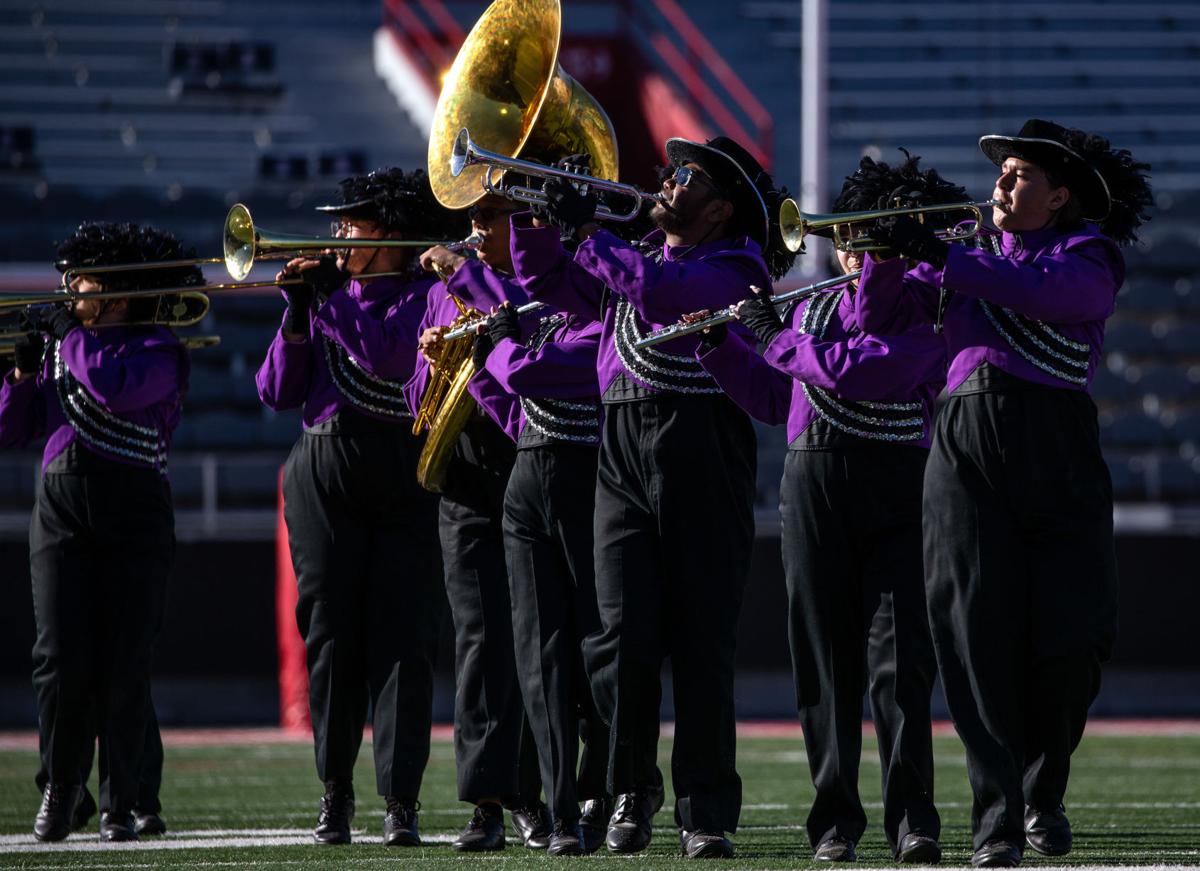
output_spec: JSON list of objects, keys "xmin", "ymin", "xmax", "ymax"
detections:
[
  {"xmin": 860, "ymin": 120, "xmax": 1152, "ymax": 867},
  {"xmin": 256, "ymin": 168, "xmax": 463, "ymax": 847},
  {"xmin": 0, "ymin": 223, "xmax": 196, "ymax": 842},
  {"xmin": 471, "ymin": 292, "xmax": 609, "ymax": 855},
  {"xmin": 695, "ymin": 153, "xmax": 962, "ymax": 864},
  {"xmin": 508, "ymin": 135, "xmax": 794, "ymax": 859},
  {"xmin": 411, "ymin": 193, "xmax": 550, "ymax": 852}
]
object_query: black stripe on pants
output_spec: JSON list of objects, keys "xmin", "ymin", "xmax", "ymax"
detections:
[
  {"xmin": 583, "ymin": 394, "xmax": 755, "ymax": 834},
  {"xmin": 923, "ymin": 386, "xmax": 1118, "ymax": 849},
  {"xmin": 439, "ymin": 420, "xmax": 541, "ymax": 804},
  {"xmin": 283, "ymin": 420, "xmax": 443, "ymax": 800},
  {"xmin": 30, "ymin": 451, "xmax": 173, "ymax": 814},
  {"xmin": 504, "ymin": 444, "xmax": 609, "ymax": 824},
  {"xmin": 780, "ymin": 446, "xmax": 939, "ymax": 852}
]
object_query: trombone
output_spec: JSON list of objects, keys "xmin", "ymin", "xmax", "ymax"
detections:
[
  {"xmin": 449, "ymin": 129, "xmax": 664, "ymax": 223},
  {"xmin": 779, "ymin": 199, "xmax": 998, "ymax": 254},
  {"xmin": 634, "ymin": 272, "xmax": 861, "ymax": 350},
  {"xmin": 223, "ymin": 203, "xmax": 459, "ymax": 280}
]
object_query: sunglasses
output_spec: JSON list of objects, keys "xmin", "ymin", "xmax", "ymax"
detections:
[
  {"xmin": 667, "ymin": 165, "xmax": 726, "ymax": 198},
  {"xmin": 468, "ymin": 204, "xmax": 518, "ymax": 224}
]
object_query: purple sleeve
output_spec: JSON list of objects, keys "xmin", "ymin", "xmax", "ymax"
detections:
[
  {"xmin": 762, "ymin": 323, "xmax": 947, "ymax": 402},
  {"xmin": 312, "ymin": 289, "xmax": 425, "ymax": 381},
  {"xmin": 467, "ymin": 365, "xmax": 521, "ymax": 443},
  {"xmin": 938, "ymin": 236, "xmax": 1123, "ymax": 323},
  {"xmin": 854, "ymin": 253, "xmax": 940, "ymax": 334},
  {"xmin": 58, "ymin": 330, "xmax": 180, "ymax": 413},
  {"xmin": 483, "ymin": 326, "xmax": 600, "ymax": 400},
  {"xmin": 574, "ymin": 230, "xmax": 766, "ymax": 323},
  {"xmin": 697, "ymin": 332, "xmax": 791, "ymax": 426},
  {"xmin": 403, "ymin": 297, "xmax": 438, "ymax": 419},
  {"xmin": 256, "ymin": 320, "xmax": 314, "ymax": 411},
  {"xmin": 0, "ymin": 371, "xmax": 44, "ymax": 448},
  {"xmin": 510, "ymin": 213, "xmax": 605, "ymax": 319},
  {"xmin": 444, "ymin": 260, "xmax": 529, "ymax": 311}
]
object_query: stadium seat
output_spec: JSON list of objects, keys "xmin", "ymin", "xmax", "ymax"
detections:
[
  {"xmin": 1099, "ymin": 409, "xmax": 1169, "ymax": 448},
  {"xmin": 1105, "ymin": 316, "xmax": 1161, "ymax": 355}
]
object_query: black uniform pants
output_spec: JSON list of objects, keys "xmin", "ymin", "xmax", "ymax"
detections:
[
  {"xmin": 504, "ymin": 444, "xmax": 609, "ymax": 824},
  {"xmin": 283, "ymin": 419, "xmax": 443, "ymax": 800},
  {"xmin": 30, "ymin": 452, "xmax": 173, "ymax": 815},
  {"xmin": 924, "ymin": 386, "xmax": 1118, "ymax": 849},
  {"xmin": 584, "ymin": 394, "xmax": 756, "ymax": 834},
  {"xmin": 440, "ymin": 421, "xmax": 541, "ymax": 805},
  {"xmin": 780, "ymin": 446, "xmax": 939, "ymax": 852}
]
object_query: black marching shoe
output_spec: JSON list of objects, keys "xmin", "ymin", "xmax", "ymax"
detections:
[
  {"xmin": 510, "ymin": 801, "xmax": 552, "ymax": 849},
  {"xmin": 383, "ymin": 797, "xmax": 420, "ymax": 847},
  {"xmin": 680, "ymin": 829, "xmax": 734, "ymax": 859},
  {"xmin": 971, "ymin": 840, "xmax": 1022, "ymax": 868},
  {"xmin": 133, "ymin": 810, "xmax": 167, "ymax": 836},
  {"xmin": 606, "ymin": 781, "xmax": 665, "ymax": 854},
  {"xmin": 452, "ymin": 803, "xmax": 506, "ymax": 852},
  {"xmin": 313, "ymin": 781, "xmax": 355, "ymax": 845},
  {"xmin": 99, "ymin": 811, "xmax": 138, "ymax": 842},
  {"xmin": 33, "ymin": 783, "xmax": 81, "ymax": 842},
  {"xmin": 71, "ymin": 789, "xmax": 97, "ymax": 832},
  {"xmin": 897, "ymin": 832, "xmax": 942, "ymax": 864},
  {"xmin": 546, "ymin": 819, "xmax": 585, "ymax": 856},
  {"xmin": 814, "ymin": 835, "xmax": 857, "ymax": 862},
  {"xmin": 1024, "ymin": 804, "xmax": 1072, "ymax": 856},
  {"xmin": 579, "ymin": 797, "xmax": 613, "ymax": 854}
]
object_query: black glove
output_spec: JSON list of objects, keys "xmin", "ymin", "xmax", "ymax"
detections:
[
  {"xmin": 537, "ymin": 178, "xmax": 598, "ymax": 239},
  {"xmin": 486, "ymin": 304, "xmax": 522, "ymax": 346},
  {"xmin": 697, "ymin": 318, "xmax": 728, "ymax": 351},
  {"xmin": 739, "ymin": 291, "xmax": 786, "ymax": 347},
  {"xmin": 12, "ymin": 331, "xmax": 44, "ymax": 374},
  {"xmin": 471, "ymin": 331, "xmax": 494, "ymax": 371},
  {"xmin": 871, "ymin": 215, "xmax": 949, "ymax": 268},
  {"xmin": 302, "ymin": 254, "xmax": 351, "ymax": 302},
  {"xmin": 281, "ymin": 283, "xmax": 313, "ymax": 335},
  {"xmin": 42, "ymin": 306, "xmax": 80, "ymax": 341}
]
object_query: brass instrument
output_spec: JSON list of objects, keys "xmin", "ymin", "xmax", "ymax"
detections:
[
  {"xmin": 411, "ymin": 294, "xmax": 484, "ymax": 493},
  {"xmin": 223, "ymin": 203, "xmax": 457, "ymax": 281},
  {"xmin": 449, "ymin": 129, "xmax": 662, "ymax": 222},
  {"xmin": 0, "ymin": 286, "xmax": 212, "ymax": 328},
  {"xmin": 779, "ymin": 199, "xmax": 999, "ymax": 254},
  {"xmin": 635, "ymin": 271, "xmax": 863, "ymax": 350},
  {"xmin": 426, "ymin": 0, "xmax": 621, "ymax": 212}
]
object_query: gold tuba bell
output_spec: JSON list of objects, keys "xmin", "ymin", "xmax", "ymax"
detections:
[{"xmin": 414, "ymin": 0, "xmax": 621, "ymax": 493}]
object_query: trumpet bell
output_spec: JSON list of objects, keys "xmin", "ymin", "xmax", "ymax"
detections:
[{"xmin": 427, "ymin": 0, "xmax": 619, "ymax": 209}]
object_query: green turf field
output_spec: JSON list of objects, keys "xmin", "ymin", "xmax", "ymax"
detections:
[{"xmin": 1, "ymin": 730, "xmax": 1198, "ymax": 868}]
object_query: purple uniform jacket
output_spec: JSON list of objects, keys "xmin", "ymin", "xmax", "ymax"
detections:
[
  {"xmin": 855, "ymin": 224, "xmax": 1124, "ymax": 394},
  {"xmin": 508, "ymin": 213, "xmax": 769, "ymax": 399},
  {"xmin": 0, "ymin": 325, "xmax": 188, "ymax": 474},
  {"xmin": 256, "ymin": 274, "xmax": 432, "ymax": 426},
  {"xmin": 402, "ymin": 260, "xmax": 528, "ymax": 442},
  {"xmin": 698, "ymin": 280, "xmax": 946, "ymax": 448},
  {"xmin": 483, "ymin": 314, "xmax": 602, "ymax": 442}
]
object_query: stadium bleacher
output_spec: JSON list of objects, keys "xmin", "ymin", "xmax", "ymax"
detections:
[{"xmin": 0, "ymin": 0, "xmax": 1198, "ymax": 518}]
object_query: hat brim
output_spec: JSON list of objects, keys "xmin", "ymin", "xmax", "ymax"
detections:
[
  {"xmin": 665, "ymin": 138, "xmax": 769, "ymax": 246},
  {"xmin": 978, "ymin": 134, "xmax": 1111, "ymax": 221}
]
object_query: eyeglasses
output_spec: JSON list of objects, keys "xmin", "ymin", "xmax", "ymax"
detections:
[
  {"xmin": 468, "ymin": 204, "xmax": 518, "ymax": 224},
  {"xmin": 668, "ymin": 165, "xmax": 725, "ymax": 198}
]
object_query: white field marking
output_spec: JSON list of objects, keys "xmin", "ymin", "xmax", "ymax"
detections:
[{"xmin": 0, "ymin": 829, "xmax": 462, "ymax": 853}]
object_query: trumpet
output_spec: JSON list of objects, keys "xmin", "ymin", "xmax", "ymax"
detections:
[
  {"xmin": 634, "ymin": 271, "xmax": 862, "ymax": 350},
  {"xmin": 779, "ymin": 199, "xmax": 998, "ymax": 254},
  {"xmin": 450, "ymin": 129, "xmax": 664, "ymax": 223},
  {"xmin": 223, "ymin": 203, "xmax": 460, "ymax": 281},
  {"xmin": 441, "ymin": 301, "xmax": 548, "ymax": 342}
]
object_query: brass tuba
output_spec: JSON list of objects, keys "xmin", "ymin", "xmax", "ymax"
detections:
[{"xmin": 413, "ymin": 0, "xmax": 621, "ymax": 492}]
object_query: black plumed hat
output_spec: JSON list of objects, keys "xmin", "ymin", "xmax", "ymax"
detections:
[
  {"xmin": 833, "ymin": 148, "xmax": 968, "ymax": 216},
  {"xmin": 55, "ymin": 222, "xmax": 205, "ymax": 291},
  {"xmin": 979, "ymin": 119, "xmax": 1152, "ymax": 244},
  {"xmin": 315, "ymin": 167, "xmax": 468, "ymax": 239}
]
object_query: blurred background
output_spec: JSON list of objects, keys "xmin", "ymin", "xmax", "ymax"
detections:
[{"xmin": 1, "ymin": 0, "xmax": 1197, "ymax": 728}]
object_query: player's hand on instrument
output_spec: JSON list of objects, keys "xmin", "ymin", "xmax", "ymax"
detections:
[
  {"xmin": 486, "ymin": 301, "xmax": 522, "ymax": 346},
  {"xmin": 421, "ymin": 245, "xmax": 468, "ymax": 280},
  {"xmin": 419, "ymin": 325, "xmax": 449, "ymax": 368},
  {"xmin": 682, "ymin": 309, "xmax": 727, "ymax": 346},
  {"xmin": 41, "ymin": 305, "xmax": 80, "ymax": 342},
  {"xmin": 12, "ymin": 331, "xmax": 44, "ymax": 379},
  {"xmin": 736, "ymin": 286, "xmax": 785, "ymax": 347},
  {"xmin": 870, "ymin": 214, "xmax": 949, "ymax": 268},
  {"xmin": 536, "ymin": 178, "xmax": 598, "ymax": 240}
]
